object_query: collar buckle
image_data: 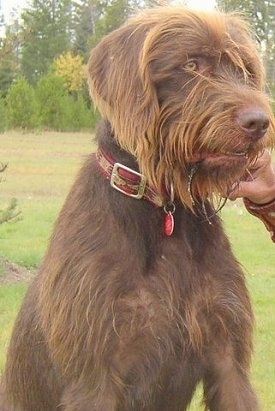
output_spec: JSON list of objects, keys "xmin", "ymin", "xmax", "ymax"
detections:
[{"xmin": 110, "ymin": 162, "xmax": 147, "ymax": 199}]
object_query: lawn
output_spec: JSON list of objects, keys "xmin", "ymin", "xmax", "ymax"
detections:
[
  {"xmin": 0, "ymin": 131, "xmax": 274, "ymax": 410},
  {"xmin": 0, "ymin": 131, "xmax": 93, "ymax": 267}
]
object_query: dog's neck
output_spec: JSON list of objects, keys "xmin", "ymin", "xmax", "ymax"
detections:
[
  {"xmin": 96, "ymin": 121, "xmax": 176, "ymax": 236},
  {"xmin": 96, "ymin": 147, "xmax": 176, "ymax": 236},
  {"xmin": 96, "ymin": 121, "xmax": 138, "ymax": 168}
]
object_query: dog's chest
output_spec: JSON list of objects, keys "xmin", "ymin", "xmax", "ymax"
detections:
[{"xmin": 135, "ymin": 224, "xmax": 244, "ymax": 349}]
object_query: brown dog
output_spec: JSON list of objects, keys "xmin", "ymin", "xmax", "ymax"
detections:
[{"xmin": 1, "ymin": 7, "xmax": 274, "ymax": 411}]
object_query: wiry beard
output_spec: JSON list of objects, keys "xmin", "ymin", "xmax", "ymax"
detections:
[{"xmin": 136, "ymin": 77, "xmax": 275, "ymax": 211}]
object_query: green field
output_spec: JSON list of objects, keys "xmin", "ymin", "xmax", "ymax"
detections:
[{"xmin": 0, "ymin": 131, "xmax": 275, "ymax": 409}]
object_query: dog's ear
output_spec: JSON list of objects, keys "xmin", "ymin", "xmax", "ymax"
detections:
[{"xmin": 87, "ymin": 21, "xmax": 160, "ymax": 157}]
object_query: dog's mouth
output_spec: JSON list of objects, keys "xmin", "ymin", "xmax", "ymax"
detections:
[
  {"xmin": 186, "ymin": 150, "xmax": 250, "ymax": 213},
  {"xmin": 220, "ymin": 150, "xmax": 248, "ymax": 158},
  {"xmin": 191, "ymin": 150, "xmax": 248, "ymax": 166}
]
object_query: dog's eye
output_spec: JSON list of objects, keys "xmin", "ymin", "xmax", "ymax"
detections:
[{"xmin": 184, "ymin": 60, "xmax": 198, "ymax": 72}]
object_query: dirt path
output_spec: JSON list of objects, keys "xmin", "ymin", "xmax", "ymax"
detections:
[{"xmin": 0, "ymin": 257, "xmax": 35, "ymax": 285}]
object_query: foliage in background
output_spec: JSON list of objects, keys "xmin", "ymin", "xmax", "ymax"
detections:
[
  {"xmin": 35, "ymin": 73, "xmax": 71, "ymax": 131},
  {"xmin": 54, "ymin": 52, "xmax": 85, "ymax": 93},
  {"xmin": 0, "ymin": 198, "xmax": 21, "ymax": 225},
  {"xmin": 0, "ymin": 0, "xmax": 101, "ymax": 132},
  {"xmin": 0, "ymin": 164, "xmax": 21, "ymax": 225},
  {"xmin": 67, "ymin": 94, "xmax": 98, "ymax": 130},
  {"xmin": 0, "ymin": 98, "xmax": 7, "ymax": 133},
  {"xmin": 0, "ymin": 20, "xmax": 21, "ymax": 96},
  {"xmin": 217, "ymin": 0, "xmax": 275, "ymax": 90},
  {"xmin": 1, "ymin": 71, "xmax": 96, "ymax": 132},
  {"xmin": 6, "ymin": 77, "xmax": 37, "ymax": 129},
  {"xmin": 20, "ymin": 0, "xmax": 73, "ymax": 84},
  {"xmin": 0, "ymin": 53, "xmax": 17, "ymax": 99},
  {"xmin": 0, "ymin": 0, "xmax": 275, "ymax": 132}
]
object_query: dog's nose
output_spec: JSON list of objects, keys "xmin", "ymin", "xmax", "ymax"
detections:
[{"xmin": 237, "ymin": 109, "xmax": 270, "ymax": 140}]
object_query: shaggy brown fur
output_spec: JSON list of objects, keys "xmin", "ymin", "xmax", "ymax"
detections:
[{"xmin": 1, "ymin": 7, "xmax": 274, "ymax": 411}]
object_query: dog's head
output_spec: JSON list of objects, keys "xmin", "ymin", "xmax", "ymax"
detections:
[{"xmin": 87, "ymin": 7, "xmax": 275, "ymax": 209}]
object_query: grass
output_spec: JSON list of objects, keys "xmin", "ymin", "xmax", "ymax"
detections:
[
  {"xmin": 0, "ymin": 284, "xmax": 27, "ymax": 369},
  {"xmin": 0, "ymin": 131, "xmax": 275, "ymax": 409},
  {"xmin": 223, "ymin": 206, "xmax": 275, "ymax": 411},
  {"xmin": 0, "ymin": 130, "xmax": 94, "ymax": 267}
]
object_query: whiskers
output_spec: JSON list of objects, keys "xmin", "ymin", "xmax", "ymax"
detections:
[{"xmin": 187, "ymin": 163, "xmax": 228, "ymax": 223}]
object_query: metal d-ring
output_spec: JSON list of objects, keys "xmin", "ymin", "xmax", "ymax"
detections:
[
  {"xmin": 164, "ymin": 201, "xmax": 176, "ymax": 215},
  {"xmin": 188, "ymin": 163, "xmax": 227, "ymax": 222},
  {"xmin": 164, "ymin": 182, "xmax": 176, "ymax": 215},
  {"xmin": 188, "ymin": 164, "xmax": 199, "ymax": 205}
]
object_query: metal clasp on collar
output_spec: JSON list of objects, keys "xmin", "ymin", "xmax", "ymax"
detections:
[{"xmin": 110, "ymin": 162, "xmax": 147, "ymax": 199}]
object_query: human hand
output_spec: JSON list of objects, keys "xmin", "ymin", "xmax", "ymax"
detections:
[{"xmin": 229, "ymin": 149, "xmax": 275, "ymax": 205}]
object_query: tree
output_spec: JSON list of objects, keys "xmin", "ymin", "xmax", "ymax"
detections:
[
  {"xmin": 54, "ymin": 51, "xmax": 85, "ymax": 93},
  {"xmin": 66, "ymin": 94, "xmax": 97, "ymax": 130},
  {"xmin": 0, "ymin": 55, "xmax": 17, "ymax": 98},
  {"xmin": 21, "ymin": 0, "xmax": 75, "ymax": 83},
  {"xmin": 218, "ymin": 0, "xmax": 275, "ymax": 41},
  {"xmin": 73, "ymin": 0, "xmax": 138, "ymax": 58},
  {"xmin": 0, "ymin": 19, "xmax": 23, "ymax": 97},
  {"xmin": 0, "ymin": 98, "xmax": 7, "ymax": 132},
  {"xmin": 73, "ymin": 0, "xmax": 105, "ymax": 58},
  {"xmin": 35, "ymin": 73, "xmax": 71, "ymax": 130},
  {"xmin": 90, "ymin": 0, "xmax": 131, "ymax": 46},
  {"xmin": 217, "ymin": 0, "xmax": 275, "ymax": 88},
  {"xmin": 6, "ymin": 77, "xmax": 37, "ymax": 129}
]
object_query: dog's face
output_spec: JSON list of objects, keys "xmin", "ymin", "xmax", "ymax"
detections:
[{"xmin": 87, "ymin": 7, "xmax": 275, "ymax": 208}]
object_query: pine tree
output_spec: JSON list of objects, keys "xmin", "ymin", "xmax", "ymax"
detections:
[
  {"xmin": 6, "ymin": 77, "xmax": 37, "ymax": 129},
  {"xmin": 0, "ymin": 19, "xmax": 22, "ymax": 96},
  {"xmin": 21, "ymin": 0, "xmax": 75, "ymax": 83},
  {"xmin": 73, "ymin": 0, "xmax": 134, "ymax": 58}
]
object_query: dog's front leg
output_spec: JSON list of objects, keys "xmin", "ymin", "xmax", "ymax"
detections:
[{"xmin": 202, "ymin": 344, "xmax": 259, "ymax": 411}]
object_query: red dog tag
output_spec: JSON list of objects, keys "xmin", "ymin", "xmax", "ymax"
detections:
[{"xmin": 164, "ymin": 211, "xmax": 174, "ymax": 236}]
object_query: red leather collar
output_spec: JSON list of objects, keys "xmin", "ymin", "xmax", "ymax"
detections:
[{"xmin": 96, "ymin": 148, "xmax": 164, "ymax": 207}]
